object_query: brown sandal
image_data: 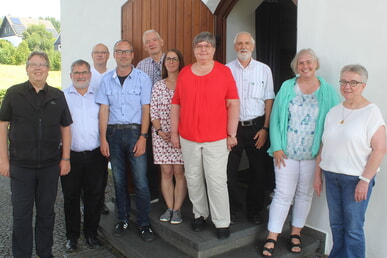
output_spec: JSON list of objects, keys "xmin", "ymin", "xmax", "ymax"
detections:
[
  {"xmin": 289, "ymin": 234, "xmax": 302, "ymax": 253},
  {"xmin": 261, "ymin": 238, "xmax": 277, "ymax": 257}
]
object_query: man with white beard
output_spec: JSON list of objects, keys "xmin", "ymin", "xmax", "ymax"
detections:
[
  {"xmin": 226, "ymin": 32, "xmax": 275, "ymax": 225},
  {"xmin": 61, "ymin": 59, "xmax": 108, "ymax": 251}
]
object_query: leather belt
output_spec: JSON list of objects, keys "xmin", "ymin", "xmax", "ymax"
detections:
[
  {"xmin": 239, "ymin": 116, "xmax": 262, "ymax": 126},
  {"xmin": 108, "ymin": 124, "xmax": 140, "ymax": 129}
]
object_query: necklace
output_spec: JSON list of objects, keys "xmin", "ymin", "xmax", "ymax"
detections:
[{"xmin": 340, "ymin": 106, "xmax": 353, "ymax": 124}]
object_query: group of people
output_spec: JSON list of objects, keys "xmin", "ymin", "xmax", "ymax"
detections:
[{"xmin": 0, "ymin": 29, "xmax": 385, "ymax": 258}]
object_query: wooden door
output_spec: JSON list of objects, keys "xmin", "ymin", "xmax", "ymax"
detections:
[{"xmin": 122, "ymin": 0, "xmax": 215, "ymax": 65}]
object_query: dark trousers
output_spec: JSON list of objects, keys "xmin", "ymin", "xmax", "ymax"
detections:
[
  {"xmin": 227, "ymin": 117, "xmax": 271, "ymax": 216},
  {"xmin": 146, "ymin": 126, "xmax": 160, "ymax": 199},
  {"xmin": 10, "ymin": 164, "xmax": 60, "ymax": 258},
  {"xmin": 60, "ymin": 148, "xmax": 107, "ymax": 240}
]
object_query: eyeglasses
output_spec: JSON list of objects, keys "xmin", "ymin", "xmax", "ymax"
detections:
[
  {"xmin": 339, "ymin": 80, "xmax": 364, "ymax": 87},
  {"xmin": 165, "ymin": 57, "xmax": 179, "ymax": 63},
  {"xmin": 115, "ymin": 49, "xmax": 133, "ymax": 55},
  {"xmin": 72, "ymin": 71, "xmax": 90, "ymax": 76},
  {"xmin": 194, "ymin": 44, "xmax": 212, "ymax": 50},
  {"xmin": 28, "ymin": 63, "xmax": 48, "ymax": 68},
  {"xmin": 93, "ymin": 51, "xmax": 109, "ymax": 55}
]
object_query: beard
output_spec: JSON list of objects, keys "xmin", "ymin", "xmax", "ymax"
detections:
[
  {"xmin": 73, "ymin": 81, "xmax": 89, "ymax": 89},
  {"xmin": 237, "ymin": 50, "xmax": 252, "ymax": 61}
]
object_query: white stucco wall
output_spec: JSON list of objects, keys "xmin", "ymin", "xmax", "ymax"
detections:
[
  {"xmin": 298, "ymin": 0, "xmax": 387, "ymax": 256},
  {"xmin": 60, "ymin": 0, "xmax": 126, "ymax": 88},
  {"xmin": 61, "ymin": 0, "xmax": 387, "ymax": 256}
]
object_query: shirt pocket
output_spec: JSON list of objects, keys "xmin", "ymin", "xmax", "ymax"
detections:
[{"xmin": 248, "ymin": 81, "xmax": 266, "ymax": 100}]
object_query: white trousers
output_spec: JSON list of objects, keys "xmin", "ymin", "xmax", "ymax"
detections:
[
  {"xmin": 180, "ymin": 137, "xmax": 230, "ymax": 228},
  {"xmin": 268, "ymin": 158, "xmax": 315, "ymax": 233}
]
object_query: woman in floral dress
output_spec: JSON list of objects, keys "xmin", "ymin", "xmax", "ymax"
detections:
[{"xmin": 150, "ymin": 49, "xmax": 186, "ymax": 224}]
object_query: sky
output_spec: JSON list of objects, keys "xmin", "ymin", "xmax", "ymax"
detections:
[{"xmin": 2, "ymin": 0, "xmax": 60, "ymax": 20}]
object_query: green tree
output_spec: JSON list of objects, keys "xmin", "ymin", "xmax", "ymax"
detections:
[
  {"xmin": 48, "ymin": 49, "xmax": 61, "ymax": 71},
  {"xmin": 0, "ymin": 40, "xmax": 16, "ymax": 64},
  {"xmin": 15, "ymin": 41, "xmax": 29, "ymax": 65},
  {"xmin": 23, "ymin": 24, "xmax": 55, "ymax": 52}
]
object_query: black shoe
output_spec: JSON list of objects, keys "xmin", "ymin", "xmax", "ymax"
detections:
[
  {"xmin": 65, "ymin": 239, "xmax": 77, "ymax": 252},
  {"xmin": 86, "ymin": 236, "xmax": 101, "ymax": 249},
  {"xmin": 113, "ymin": 221, "xmax": 129, "ymax": 237},
  {"xmin": 101, "ymin": 203, "xmax": 109, "ymax": 215},
  {"xmin": 192, "ymin": 216, "xmax": 206, "ymax": 232},
  {"xmin": 216, "ymin": 227, "xmax": 230, "ymax": 239},
  {"xmin": 139, "ymin": 225, "xmax": 154, "ymax": 242},
  {"xmin": 248, "ymin": 214, "xmax": 263, "ymax": 225}
]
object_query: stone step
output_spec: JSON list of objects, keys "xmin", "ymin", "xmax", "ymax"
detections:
[{"xmin": 98, "ymin": 199, "xmax": 325, "ymax": 257}]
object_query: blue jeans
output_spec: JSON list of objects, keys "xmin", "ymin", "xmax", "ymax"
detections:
[
  {"xmin": 107, "ymin": 125, "xmax": 150, "ymax": 227},
  {"xmin": 324, "ymin": 170, "xmax": 374, "ymax": 258}
]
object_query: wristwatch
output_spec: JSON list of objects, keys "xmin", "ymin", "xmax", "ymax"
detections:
[{"xmin": 140, "ymin": 133, "xmax": 149, "ymax": 139}]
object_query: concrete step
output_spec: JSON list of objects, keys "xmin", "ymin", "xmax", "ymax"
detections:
[{"xmin": 98, "ymin": 199, "xmax": 325, "ymax": 257}]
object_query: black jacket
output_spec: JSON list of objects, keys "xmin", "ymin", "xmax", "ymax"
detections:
[{"xmin": 0, "ymin": 81, "xmax": 72, "ymax": 168}]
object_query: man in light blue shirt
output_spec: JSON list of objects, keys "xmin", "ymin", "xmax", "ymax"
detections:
[
  {"xmin": 95, "ymin": 40, "xmax": 154, "ymax": 242},
  {"xmin": 62, "ymin": 59, "xmax": 108, "ymax": 251}
]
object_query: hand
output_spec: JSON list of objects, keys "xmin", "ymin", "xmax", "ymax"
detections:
[
  {"xmin": 159, "ymin": 131, "xmax": 171, "ymax": 143},
  {"xmin": 273, "ymin": 150, "xmax": 287, "ymax": 169},
  {"xmin": 59, "ymin": 160, "xmax": 71, "ymax": 176},
  {"xmin": 354, "ymin": 180, "xmax": 369, "ymax": 202},
  {"xmin": 133, "ymin": 137, "xmax": 146, "ymax": 157},
  {"xmin": 171, "ymin": 132, "xmax": 180, "ymax": 149},
  {"xmin": 227, "ymin": 136, "xmax": 238, "ymax": 151},
  {"xmin": 0, "ymin": 158, "xmax": 10, "ymax": 177},
  {"xmin": 253, "ymin": 129, "xmax": 268, "ymax": 149},
  {"xmin": 100, "ymin": 140, "xmax": 110, "ymax": 158}
]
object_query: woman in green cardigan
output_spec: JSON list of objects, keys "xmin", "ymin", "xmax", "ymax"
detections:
[{"xmin": 262, "ymin": 49, "xmax": 339, "ymax": 257}]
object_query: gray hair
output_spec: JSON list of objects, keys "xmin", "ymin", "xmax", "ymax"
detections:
[
  {"xmin": 290, "ymin": 48, "xmax": 320, "ymax": 75},
  {"xmin": 192, "ymin": 32, "xmax": 216, "ymax": 48},
  {"xmin": 113, "ymin": 40, "xmax": 133, "ymax": 52},
  {"xmin": 233, "ymin": 32, "xmax": 255, "ymax": 45},
  {"xmin": 27, "ymin": 51, "xmax": 50, "ymax": 69},
  {"xmin": 71, "ymin": 59, "xmax": 91, "ymax": 72},
  {"xmin": 92, "ymin": 43, "xmax": 109, "ymax": 54},
  {"xmin": 340, "ymin": 64, "xmax": 368, "ymax": 83},
  {"xmin": 142, "ymin": 29, "xmax": 162, "ymax": 43}
]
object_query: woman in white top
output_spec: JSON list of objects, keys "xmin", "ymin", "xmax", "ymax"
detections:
[{"xmin": 314, "ymin": 64, "xmax": 386, "ymax": 258}]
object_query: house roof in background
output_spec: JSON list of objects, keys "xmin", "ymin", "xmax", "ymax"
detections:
[{"xmin": 1, "ymin": 15, "xmax": 58, "ymax": 38}]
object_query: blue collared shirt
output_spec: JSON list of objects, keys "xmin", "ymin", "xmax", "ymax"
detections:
[
  {"xmin": 95, "ymin": 67, "xmax": 152, "ymax": 124},
  {"xmin": 63, "ymin": 85, "xmax": 100, "ymax": 152}
]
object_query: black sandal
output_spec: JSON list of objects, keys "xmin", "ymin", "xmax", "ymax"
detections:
[
  {"xmin": 289, "ymin": 234, "xmax": 302, "ymax": 253},
  {"xmin": 261, "ymin": 238, "xmax": 277, "ymax": 257}
]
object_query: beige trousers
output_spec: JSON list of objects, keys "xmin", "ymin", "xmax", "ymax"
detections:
[{"xmin": 180, "ymin": 137, "xmax": 230, "ymax": 228}]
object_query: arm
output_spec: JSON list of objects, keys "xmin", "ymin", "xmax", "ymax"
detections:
[
  {"xmin": 313, "ymin": 145, "xmax": 323, "ymax": 196},
  {"xmin": 99, "ymin": 104, "xmax": 110, "ymax": 157},
  {"xmin": 226, "ymin": 99, "xmax": 240, "ymax": 151},
  {"xmin": 133, "ymin": 104, "xmax": 150, "ymax": 157},
  {"xmin": 59, "ymin": 125, "xmax": 71, "ymax": 176},
  {"xmin": 254, "ymin": 99, "xmax": 273, "ymax": 149},
  {"xmin": 151, "ymin": 119, "xmax": 170, "ymax": 142},
  {"xmin": 170, "ymin": 104, "xmax": 181, "ymax": 148},
  {"xmin": 0, "ymin": 121, "xmax": 10, "ymax": 177},
  {"xmin": 355, "ymin": 125, "xmax": 387, "ymax": 202}
]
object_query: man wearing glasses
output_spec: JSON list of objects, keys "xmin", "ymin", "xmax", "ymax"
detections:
[
  {"xmin": 61, "ymin": 60, "xmax": 108, "ymax": 251},
  {"xmin": 96, "ymin": 40, "xmax": 154, "ymax": 241},
  {"xmin": 0, "ymin": 51, "xmax": 72, "ymax": 258},
  {"xmin": 90, "ymin": 43, "xmax": 111, "ymax": 215}
]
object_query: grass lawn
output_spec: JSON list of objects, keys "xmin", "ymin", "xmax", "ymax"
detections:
[{"xmin": 0, "ymin": 64, "xmax": 62, "ymax": 89}]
